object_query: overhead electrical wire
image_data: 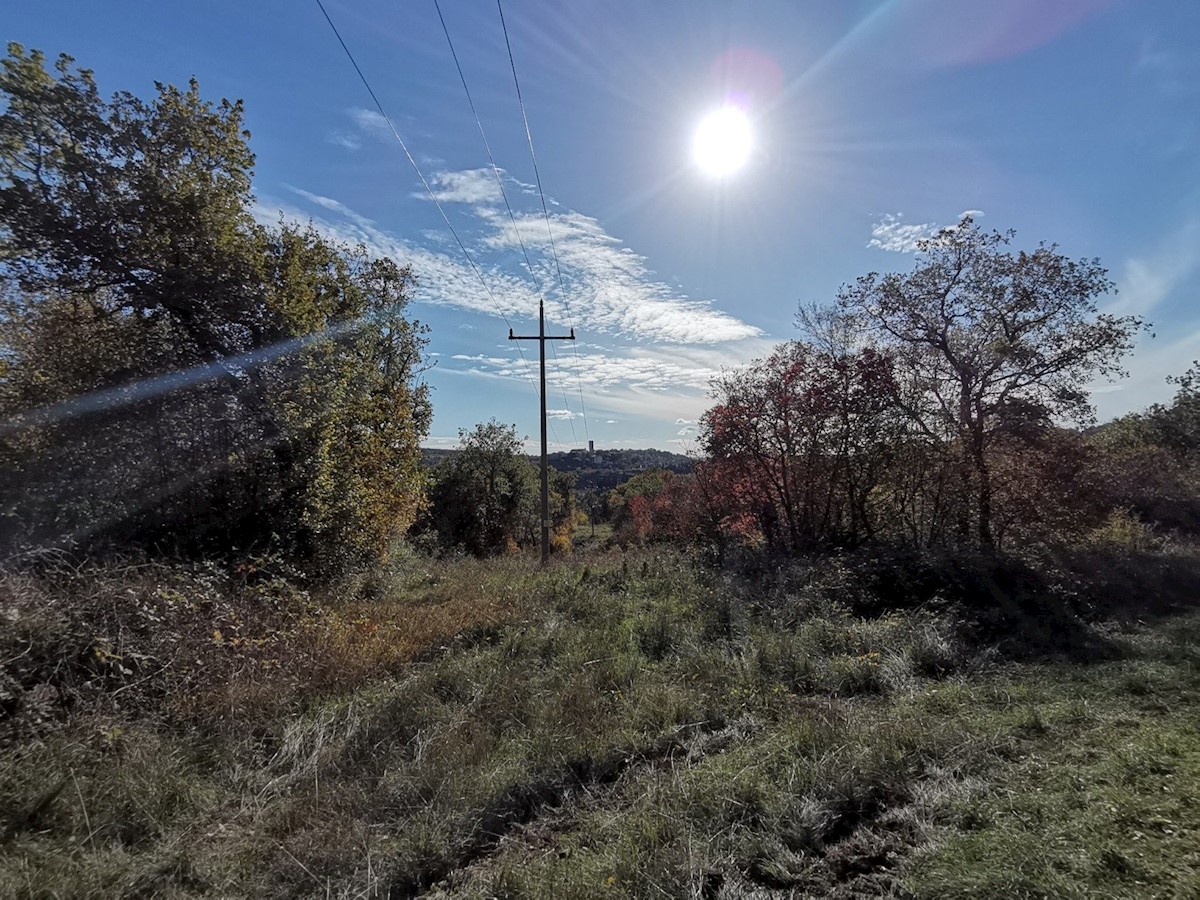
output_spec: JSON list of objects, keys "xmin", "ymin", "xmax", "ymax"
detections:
[
  {"xmin": 432, "ymin": 0, "xmax": 579, "ymax": 447},
  {"xmin": 313, "ymin": 0, "xmax": 561, "ymax": 446},
  {"xmin": 495, "ymin": 0, "xmax": 593, "ymax": 449}
]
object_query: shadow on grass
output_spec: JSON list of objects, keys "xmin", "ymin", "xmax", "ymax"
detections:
[{"xmin": 741, "ymin": 544, "xmax": 1200, "ymax": 665}]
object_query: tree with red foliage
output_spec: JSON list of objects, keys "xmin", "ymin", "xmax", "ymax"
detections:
[
  {"xmin": 700, "ymin": 341, "xmax": 900, "ymax": 553},
  {"xmin": 608, "ymin": 469, "xmax": 670, "ymax": 546}
]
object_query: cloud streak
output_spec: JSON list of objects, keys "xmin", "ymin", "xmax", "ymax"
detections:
[
  {"xmin": 444, "ymin": 338, "xmax": 772, "ymax": 423},
  {"xmin": 327, "ymin": 132, "xmax": 361, "ymax": 151},
  {"xmin": 483, "ymin": 208, "xmax": 761, "ymax": 342},
  {"xmin": 348, "ymin": 107, "xmax": 391, "ymax": 140},
  {"xmin": 259, "ymin": 175, "xmax": 762, "ymax": 345},
  {"xmin": 1106, "ymin": 218, "xmax": 1200, "ymax": 318},
  {"xmin": 451, "ymin": 350, "xmax": 715, "ymax": 392}
]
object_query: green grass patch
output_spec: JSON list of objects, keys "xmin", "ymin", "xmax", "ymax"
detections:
[
  {"xmin": 1, "ymin": 549, "xmax": 1197, "ymax": 897},
  {"xmin": 903, "ymin": 615, "xmax": 1200, "ymax": 899}
]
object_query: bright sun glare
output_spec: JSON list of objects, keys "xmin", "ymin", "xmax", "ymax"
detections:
[{"xmin": 692, "ymin": 106, "xmax": 753, "ymax": 178}]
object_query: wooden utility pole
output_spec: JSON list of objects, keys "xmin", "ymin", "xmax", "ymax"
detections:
[{"xmin": 509, "ymin": 299, "xmax": 575, "ymax": 564}]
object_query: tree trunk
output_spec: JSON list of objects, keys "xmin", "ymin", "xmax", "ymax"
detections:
[{"xmin": 970, "ymin": 418, "xmax": 994, "ymax": 548}]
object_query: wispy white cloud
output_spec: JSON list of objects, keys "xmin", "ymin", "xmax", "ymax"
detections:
[
  {"xmin": 328, "ymin": 132, "xmax": 361, "ymax": 151},
  {"xmin": 283, "ymin": 186, "xmax": 373, "ymax": 224},
  {"xmin": 445, "ymin": 339, "xmax": 769, "ymax": 422},
  {"xmin": 1136, "ymin": 36, "xmax": 1200, "ymax": 97},
  {"xmin": 1087, "ymin": 219, "xmax": 1200, "ymax": 419},
  {"xmin": 419, "ymin": 168, "xmax": 504, "ymax": 206},
  {"xmin": 348, "ymin": 107, "xmax": 390, "ymax": 140},
  {"xmin": 868, "ymin": 213, "xmax": 937, "ymax": 252},
  {"xmin": 325, "ymin": 108, "xmax": 391, "ymax": 152},
  {"xmin": 1093, "ymin": 325, "xmax": 1200, "ymax": 421},
  {"xmin": 1105, "ymin": 218, "xmax": 1200, "ymax": 318},
  {"xmin": 449, "ymin": 351, "xmax": 713, "ymax": 392},
  {"xmin": 483, "ymin": 207, "xmax": 762, "ymax": 343},
  {"xmin": 423, "ymin": 434, "xmax": 464, "ymax": 450},
  {"xmin": 254, "ymin": 177, "xmax": 773, "ymax": 436},
  {"xmin": 258, "ymin": 176, "xmax": 762, "ymax": 345},
  {"xmin": 868, "ymin": 210, "xmax": 985, "ymax": 253}
]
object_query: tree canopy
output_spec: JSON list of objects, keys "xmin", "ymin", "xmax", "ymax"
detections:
[
  {"xmin": 0, "ymin": 45, "xmax": 430, "ymax": 571},
  {"xmin": 702, "ymin": 342, "xmax": 899, "ymax": 552},
  {"xmin": 832, "ymin": 218, "xmax": 1141, "ymax": 546},
  {"xmin": 420, "ymin": 420, "xmax": 578, "ymax": 556},
  {"xmin": 669, "ymin": 219, "xmax": 1152, "ymax": 558}
]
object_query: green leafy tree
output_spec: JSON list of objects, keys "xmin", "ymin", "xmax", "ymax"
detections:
[
  {"xmin": 0, "ymin": 45, "xmax": 430, "ymax": 569},
  {"xmin": 1088, "ymin": 362, "xmax": 1200, "ymax": 534},
  {"xmin": 421, "ymin": 421, "xmax": 581, "ymax": 556},
  {"xmin": 259, "ymin": 227, "xmax": 431, "ymax": 568},
  {"xmin": 424, "ymin": 420, "xmax": 539, "ymax": 556},
  {"xmin": 0, "ymin": 45, "xmax": 262, "ymax": 356},
  {"xmin": 1150, "ymin": 361, "xmax": 1200, "ymax": 464}
]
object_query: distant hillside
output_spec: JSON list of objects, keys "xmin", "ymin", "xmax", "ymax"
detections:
[
  {"xmin": 421, "ymin": 447, "xmax": 693, "ymax": 493},
  {"xmin": 546, "ymin": 448, "xmax": 694, "ymax": 492}
]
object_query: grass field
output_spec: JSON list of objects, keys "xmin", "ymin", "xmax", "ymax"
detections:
[{"xmin": 2, "ymin": 547, "xmax": 1197, "ymax": 897}]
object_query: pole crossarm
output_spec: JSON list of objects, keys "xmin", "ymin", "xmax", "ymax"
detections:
[
  {"xmin": 508, "ymin": 301, "xmax": 576, "ymax": 564},
  {"xmin": 509, "ymin": 328, "xmax": 575, "ymax": 341}
]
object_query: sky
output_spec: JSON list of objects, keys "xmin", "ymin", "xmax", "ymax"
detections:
[{"xmin": 6, "ymin": 0, "xmax": 1200, "ymax": 451}]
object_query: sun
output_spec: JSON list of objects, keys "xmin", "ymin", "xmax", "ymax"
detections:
[{"xmin": 692, "ymin": 106, "xmax": 753, "ymax": 177}]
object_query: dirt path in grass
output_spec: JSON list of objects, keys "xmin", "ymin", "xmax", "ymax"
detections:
[
  {"xmin": 412, "ymin": 701, "xmax": 942, "ymax": 899},
  {"xmin": 394, "ymin": 719, "xmax": 749, "ymax": 896}
]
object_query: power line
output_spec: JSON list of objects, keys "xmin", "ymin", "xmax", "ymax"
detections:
[
  {"xmin": 495, "ymin": 0, "xmax": 593, "ymax": 449},
  {"xmin": 313, "ymin": 0, "xmax": 559, "ymax": 445},
  {"xmin": 432, "ymin": 0, "xmax": 578, "ymax": 446}
]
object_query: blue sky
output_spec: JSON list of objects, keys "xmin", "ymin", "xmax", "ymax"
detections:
[{"xmin": 7, "ymin": 0, "xmax": 1200, "ymax": 450}]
